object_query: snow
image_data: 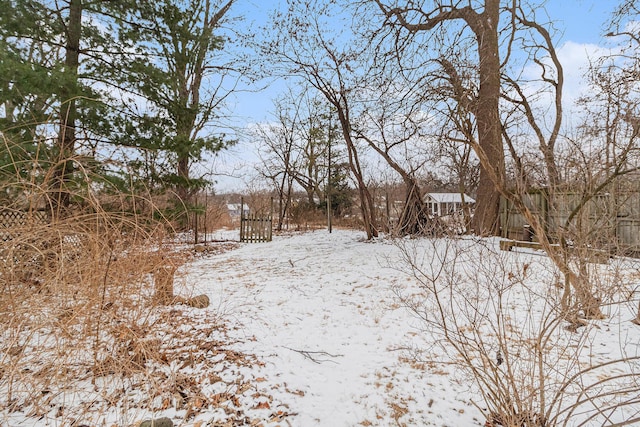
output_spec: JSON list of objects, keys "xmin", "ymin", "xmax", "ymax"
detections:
[
  {"xmin": 188, "ymin": 229, "xmax": 482, "ymax": 426},
  {"xmin": 3, "ymin": 228, "xmax": 640, "ymax": 426},
  {"xmin": 182, "ymin": 229, "xmax": 640, "ymax": 426}
]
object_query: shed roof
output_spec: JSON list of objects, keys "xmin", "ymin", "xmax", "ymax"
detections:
[
  {"xmin": 227, "ymin": 203, "xmax": 249, "ymax": 211},
  {"xmin": 425, "ymin": 192, "xmax": 476, "ymax": 204}
]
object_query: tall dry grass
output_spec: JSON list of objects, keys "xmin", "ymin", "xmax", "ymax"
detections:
[{"xmin": 0, "ymin": 139, "xmax": 217, "ymax": 424}]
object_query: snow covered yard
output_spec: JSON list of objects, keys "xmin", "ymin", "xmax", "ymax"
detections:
[
  {"xmin": 3, "ymin": 228, "xmax": 640, "ymax": 426},
  {"xmin": 182, "ymin": 228, "xmax": 640, "ymax": 426},
  {"xmin": 187, "ymin": 229, "xmax": 481, "ymax": 426}
]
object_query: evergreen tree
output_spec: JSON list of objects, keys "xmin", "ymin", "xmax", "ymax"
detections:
[
  {"xmin": 0, "ymin": 1, "xmax": 60, "ymax": 202},
  {"xmin": 0, "ymin": 0, "xmax": 125, "ymax": 211},
  {"xmin": 323, "ymin": 161, "xmax": 353, "ymax": 218},
  {"xmin": 110, "ymin": 0, "xmax": 237, "ymax": 224}
]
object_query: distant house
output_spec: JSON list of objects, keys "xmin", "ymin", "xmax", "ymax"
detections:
[
  {"xmin": 227, "ymin": 203, "xmax": 249, "ymax": 219},
  {"xmin": 425, "ymin": 193, "xmax": 475, "ymax": 217}
]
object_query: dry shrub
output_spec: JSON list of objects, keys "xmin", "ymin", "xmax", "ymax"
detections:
[
  {"xmin": 391, "ymin": 234, "xmax": 640, "ymax": 426},
  {"xmin": 205, "ymin": 200, "xmax": 233, "ymax": 230},
  {"xmin": 0, "ymin": 126, "xmax": 291, "ymax": 425},
  {"xmin": 0, "ymin": 153, "xmax": 217, "ymax": 424},
  {"xmin": 288, "ymin": 201, "xmax": 326, "ymax": 231},
  {"xmin": 189, "ymin": 195, "xmax": 234, "ymax": 238},
  {"xmin": 1, "ymin": 204, "xmax": 171, "ymax": 416}
]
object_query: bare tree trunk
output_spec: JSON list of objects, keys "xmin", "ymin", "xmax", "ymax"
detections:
[
  {"xmin": 276, "ymin": 174, "xmax": 287, "ymax": 231},
  {"xmin": 469, "ymin": 0, "xmax": 504, "ymax": 236},
  {"xmin": 277, "ymin": 149, "xmax": 295, "ymax": 231},
  {"xmin": 52, "ymin": 0, "xmax": 82, "ymax": 218},
  {"xmin": 342, "ymin": 129, "xmax": 378, "ymax": 239},
  {"xmin": 507, "ymin": 193, "xmax": 605, "ymax": 320},
  {"xmin": 333, "ymin": 104, "xmax": 377, "ymax": 238},
  {"xmin": 177, "ymin": 155, "xmax": 190, "ymax": 203},
  {"xmin": 356, "ymin": 129, "xmax": 430, "ymax": 236},
  {"xmin": 374, "ymin": 0, "xmax": 505, "ymax": 236}
]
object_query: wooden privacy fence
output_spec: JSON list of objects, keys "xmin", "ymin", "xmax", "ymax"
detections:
[
  {"xmin": 500, "ymin": 188, "xmax": 640, "ymax": 255},
  {"xmin": 239, "ymin": 198, "xmax": 273, "ymax": 243}
]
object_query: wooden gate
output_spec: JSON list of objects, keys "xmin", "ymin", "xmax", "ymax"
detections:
[{"xmin": 239, "ymin": 198, "xmax": 272, "ymax": 243}]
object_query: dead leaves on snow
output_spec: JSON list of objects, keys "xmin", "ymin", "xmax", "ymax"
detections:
[{"xmin": 8, "ymin": 306, "xmax": 292, "ymax": 426}]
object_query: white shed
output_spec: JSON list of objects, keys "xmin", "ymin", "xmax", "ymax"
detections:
[
  {"xmin": 425, "ymin": 193, "xmax": 475, "ymax": 216},
  {"xmin": 227, "ymin": 203, "xmax": 249, "ymax": 218}
]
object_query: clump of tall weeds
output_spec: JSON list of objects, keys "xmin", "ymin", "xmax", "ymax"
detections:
[{"xmin": 0, "ymin": 145, "xmax": 205, "ymax": 424}]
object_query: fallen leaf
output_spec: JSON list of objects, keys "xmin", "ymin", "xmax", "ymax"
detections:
[
  {"xmin": 161, "ymin": 397, "xmax": 171, "ymax": 410},
  {"xmin": 255, "ymin": 401, "xmax": 270, "ymax": 410}
]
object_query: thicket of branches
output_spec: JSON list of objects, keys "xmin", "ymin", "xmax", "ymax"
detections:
[{"xmin": 392, "ymin": 235, "xmax": 640, "ymax": 426}]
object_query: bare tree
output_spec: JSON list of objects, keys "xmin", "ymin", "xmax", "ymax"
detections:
[
  {"xmin": 51, "ymin": 0, "xmax": 82, "ymax": 215},
  {"xmin": 561, "ymin": 4, "xmax": 640, "ymax": 323},
  {"xmin": 295, "ymin": 97, "xmax": 332, "ymax": 207},
  {"xmin": 373, "ymin": 0, "xmax": 505, "ymax": 236},
  {"xmin": 349, "ymin": 2, "xmax": 640, "ymax": 423},
  {"xmin": 369, "ymin": 0, "xmax": 614, "ymax": 319},
  {"xmin": 351, "ymin": 71, "xmax": 435, "ymax": 235},
  {"xmin": 255, "ymin": 88, "xmax": 338, "ymax": 230},
  {"xmin": 428, "ymin": 55, "xmax": 481, "ymax": 231},
  {"xmin": 254, "ymin": 92, "xmax": 300, "ymax": 231},
  {"xmin": 263, "ymin": 0, "xmax": 378, "ymax": 238}
]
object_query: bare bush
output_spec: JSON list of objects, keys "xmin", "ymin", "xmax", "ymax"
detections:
[
  {"xmin": 1, "ymin": 203, "xmax": 165, "ymax": 419},
  {"xmin": 391, "ymin": 234, "xmax": 640, "ymax": 426}
]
